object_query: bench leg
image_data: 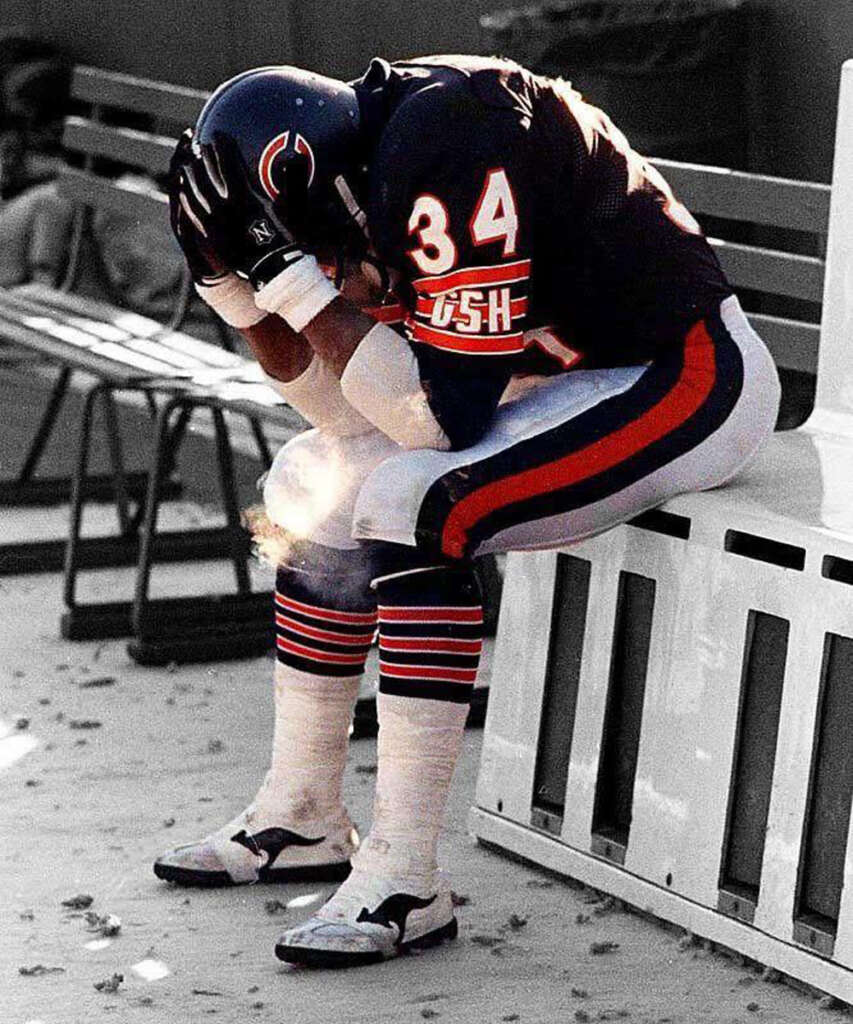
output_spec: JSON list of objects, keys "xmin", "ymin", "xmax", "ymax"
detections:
[
  {"xmin": 125, "ymin": 397, "xmax": 273, "ymax": 665},
  {"xmin": 17, "ymin": 365, "xmax": 71, "ymax": 485},
  {"xmin": 247, "ymin": 415, "xmax": 273, "ymax": 469},
  {"xmin": 212, "ymin": 407, "xmax": 251, "ymax": 595}
]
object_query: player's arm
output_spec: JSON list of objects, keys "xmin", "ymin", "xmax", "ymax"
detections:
[{"xmin": 169, "ymin": 132, "xmax": 373, "ymax": 437}]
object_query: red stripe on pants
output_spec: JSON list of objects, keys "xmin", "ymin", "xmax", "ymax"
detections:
[{"xmin": 440, "ymin": 319, "xmax": 718, "ymax": 559}]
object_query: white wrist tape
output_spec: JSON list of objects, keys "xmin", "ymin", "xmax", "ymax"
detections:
[
  {"xmin": 340, "ymin": 323, "xmax": 451, "ymax": 451},
  {"xmin": 195, "ymin": 275, "xmax": 266, "ymax": 329},
  {"xmin": 254, "ymin": 255, "xmax": 339, "ymax": 333},
  {"xmin": 264, "ymin": 356, "xmax": 375, "ymax": 437}
]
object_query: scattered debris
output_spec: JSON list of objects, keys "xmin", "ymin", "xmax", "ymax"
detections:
[
  {"xmin": 19, "ymin": 964, "xmax": 65, "ymax": 976},
  {"xmin": 450, "ymin": 891, "xmax": 470, "ymax": 907},
  {"xmin": 62, "ymin": 893, "xmax": 94, "ymax": 909},
  {"xmin": 247, "ymin": 986, "xmax": 260, "ymax": 994},
  {"xmin": 165, "ymin": 697, "xmax": 176, "ymax": 706},
  {"xmin": 589, "ymin": 941, "xmax": 620, "ymax": 956},
  {"xmin": 506, "ymin": 913, "xmax": 528, "ymax": 931},
  {"xmin": 56, "ymin": 663, "xmax": 70, "ymax": 671},
  {"xmin": 575, "ymin": 1011, "xmax": 591, "ymax": 1023},
  {"xmin": 571, "ymin": 988, "xmax": 590, "ymax": 999},
  {"xmin": 163, "ymin": 818, "xmax": 176, "ymax": 828},
  {"xmin": 94, "ymin": 973, "xmax": 124, "ymax": 993},
  {"xmin": 746, "ymin": 1003, "xmax": 760, "ymax": 1013},
  {"xmin": 525, "ymin": 879, "xmax": 554, "ymax": 889},
  {"xmin": 68, "ymin": 719, "xmax": 102, "ymax": 730},
  {"xmin": 355, "ymin": 764, "xmax": 377, "ymax": 774},
  {"xmin": 264, "ymin": 899, "xmax": 288, "ymax": 916},
  {"xmin": 575, "ymin": 913, "xmax": 591, "ymax": 925},
  {"xmin": 25, "ymin": 779, "xmax": 41, "ymax": 788},
  {"xmin": 166, "ymin": 662, "xmax": 179, "ymax": 674},
  {"xmin": 502, "ymin": 1016, "xmax": 521, "ymax": 1022},
  {"xmin": 206, "ymin": 739, "xmax": 225, "ymax": 754},
  {"xmin": 15, "ymin": 717, "xmax": 30, "ymax": 731},
  {"xmin": 13, "ymin": 668, "xmax": 25, "ymax": 678},
  {"xmin": 136, "ymin": 996, "xmax": 155, "ymax": 1007},
  {"xmin": 77, "ymin": 676, "xmax": 117, "ymax": 689},
  {"xmin": 252, "ymin": 1002, "xmax": 265, "ymax": 1010},
  {"xmin": 592, "ymin": 897, "xmax": 621, "ymax": 917},
  {"xmin": 19, "ymin": 909, "xmax": 35, "ymax": 921},
  {"xmin": 192, "ymin": 989, "xmax": 223, "ymax": 996},
  {"xmin": 760, "ymin": 966, "xmax": 780, "ymax": 983},
  {"xmin": 818, "ymin": 995, "xmax": 845, "ymax": 1011},
  {"xmin": 38, "ymin": 697, "xmax": 51, "ymax": 705},
  {"xmin": 85, "ymin": 911, "xmax": 122, "ymax": 937},
  {"xmin": 74, "ymin": 739, "xmax": 88, "ymax": 747},
  {"xmin": 678, "ymin": 931, "xmax": 701, "ymax": 952},
  {"xmin": 54, "ymin": 711, "xmax": 65, "ymax": 722},
  {"xmin": 470, "ymin": 934, "xmax": 505, "ymax": 948},
  {"xmin": 421, "ymin": 1011, "xmax": 440, "ymax": 1020}
]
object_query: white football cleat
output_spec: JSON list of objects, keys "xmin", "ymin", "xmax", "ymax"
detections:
[
  {"xmin": 274, "ymin": 868, "xmax": 457, "ymax": 967},
  {"xmin": 153, "ymin": 806, "xmax": 358, "ymax": 887}
]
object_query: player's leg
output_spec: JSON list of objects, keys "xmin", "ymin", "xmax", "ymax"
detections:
[
  {"xmin": 352, "ymin": 295, "xmax": 780, "ymax": 558},
  {"xmin": 154, "ymin": 428, "xmax": 397, "ymax": 887},
  {"xmin": 153, "ymin": 544, "xmax": 376, "ymax": 886},
  {"xmin": 275, "ymin": 559, "xmax": 481, "ymax": 966}
]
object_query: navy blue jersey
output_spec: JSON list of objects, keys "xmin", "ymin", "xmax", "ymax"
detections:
[{"xmin": 353, "ymin": 55, "xmax": 731, "ymax": 448}]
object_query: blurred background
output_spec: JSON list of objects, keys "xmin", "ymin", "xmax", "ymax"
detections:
[{"xmin": 0, "ymin": 0, "xmax": 848, "ymax": 183}]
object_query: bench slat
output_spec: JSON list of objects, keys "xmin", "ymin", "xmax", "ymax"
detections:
[
  {"xmin": 652, "ymin": 159, "xmax": 831, "ymax": 235},
  {"xmin": 746, "ymin": 313, "xmax": 819, "ymax": 375},
  {"xmin": 63, "ymin": 117, "xmax": 176, "ymax": 176},
  {"xmin": 56, "ymin": 168, "xmax": 167, "ymax": 219},
  {"xmin": 711, "ymin": 239, "xmax": 824, "ymax": 303},
  {"xmin": 71, "ymin": 66, "xmax": 207, "ymax": 125}
]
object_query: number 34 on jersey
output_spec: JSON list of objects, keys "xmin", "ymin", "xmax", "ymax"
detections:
[{"xmin": 405, "ymin": 169, "xmax": 531, "ymax": 356}]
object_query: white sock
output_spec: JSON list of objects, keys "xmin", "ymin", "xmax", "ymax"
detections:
[
  {"xmin": 352, "ymin": 692, "xmax": 469, "ymax": 881},
  {"xmin": 252, "ymin": 663, "xmax": 361, "ymax": 828}
]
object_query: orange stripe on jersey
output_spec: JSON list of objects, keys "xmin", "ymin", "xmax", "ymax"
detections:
[
  {"xmin": 414, "ymin": 295, "xmax": 528, "ymax": 318},
  {"xmin": 439, "ymin": 319, "xmax": 718, "ymax": 558},
  {"xmin": 407, "ymin": 320, "xmax": 525, "ymax": 355},
  {"xmin": 412, "ymin": 259, "xmax": 531, "ymax": 296},
  {"xmin": 365, "ymin": 302, "xmax": 406, "ymax": 324}
]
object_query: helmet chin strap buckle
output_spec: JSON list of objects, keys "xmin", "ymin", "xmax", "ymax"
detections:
[{"xmin": 334, "ymin": 174, "xmax": 368, "ymax": 235}]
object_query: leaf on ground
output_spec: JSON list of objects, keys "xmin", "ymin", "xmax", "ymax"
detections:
[
  {"xmin": 589, "ymin": 941, "xmax": 620, "ymax": 956},
  {"xmin": 94, "ymin": 973, "xmax": 123, "ymax": 993},
  {"xmin": 77, "ymin": 676, "xmax": 117, "ymax": 689},
  {"xmin": 61, "ymin": 893, "xmax": 93, "ymax": 909}
]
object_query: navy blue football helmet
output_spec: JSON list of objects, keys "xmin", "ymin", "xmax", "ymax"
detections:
[{"xmin": 192, "ymin": 66, "xmax": 369, "ymax": 253}]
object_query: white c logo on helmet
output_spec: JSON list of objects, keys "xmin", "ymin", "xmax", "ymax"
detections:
[{"xmin": 258, "ymin": 131, "xmax": 316, "ymax": 200}]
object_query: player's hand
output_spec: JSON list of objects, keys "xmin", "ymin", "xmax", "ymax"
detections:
[
  {"xmin": 167, "ymin": 130, "xmax": 229, "ymax": 285},
  {"xmin": 174, "ymin": 133, "xmax": 308, "ymax": 289}
]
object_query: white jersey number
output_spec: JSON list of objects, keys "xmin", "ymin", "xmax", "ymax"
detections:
[
  {"xmin": 470, "ymin": 169, "xmax": 518, "ymax": 256},
  {"xmin": 408, "ymin": 168, "xmax": 519, "ymax": 273},
  {"xmin": 407, "ymin": 194, "xmax": 457, "ymax": 275}
]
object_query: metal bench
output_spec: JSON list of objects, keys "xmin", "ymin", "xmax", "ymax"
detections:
[
  {"xmin": 470, "ymin": 63, "xmax": 853, "ymax": 1004},
  {"xmin": 0, "ymin": 66, "xmax": 300, "ymax": 664}
]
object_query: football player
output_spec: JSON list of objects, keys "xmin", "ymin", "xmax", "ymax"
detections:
[{"xmin": 156, "ymin": 55, "xmax": 780, "ymax": 967}]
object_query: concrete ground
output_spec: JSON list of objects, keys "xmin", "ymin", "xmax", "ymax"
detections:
[
  {"xmin": 2, "ymin": 554, "xmax": 851, "ymax": 1024},
  {"xmin": 1, "ymin": 369, "xmax": 849, "ymax": 1024}
]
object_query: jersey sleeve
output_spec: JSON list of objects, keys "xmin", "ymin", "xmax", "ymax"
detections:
[{"xmin": 367, "ymin": 84, "xmax": 536, "ymax": 449}]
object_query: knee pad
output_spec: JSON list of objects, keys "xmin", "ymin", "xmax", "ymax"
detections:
[{"xmin": 263, "ymin": 428, "xmax": 399, "ymax": 551}]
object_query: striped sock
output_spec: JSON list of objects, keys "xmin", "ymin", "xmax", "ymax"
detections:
[
  {"xmin": 252, "ymin": 565, "xmax": 377, "ymax": 827},
  {"xmin": 353, "ymin": 566, "xmax": 483, "ymax": 880}
]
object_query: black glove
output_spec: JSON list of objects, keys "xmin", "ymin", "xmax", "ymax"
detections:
[
  {"xmin": 172, "ymin": 133, "xmax": 307, "ymax": 289},
  {"xmin": 167, "ymin": 130, "xmax": 229, "ymax": 285}
]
